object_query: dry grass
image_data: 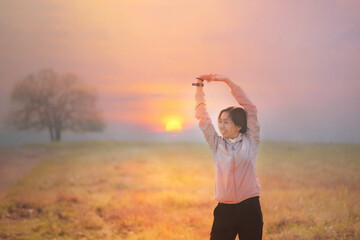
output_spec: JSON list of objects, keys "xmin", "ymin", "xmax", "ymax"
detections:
[{"xmin": 0, "ymin": 140, "xmax": 359, "ymax": 239}]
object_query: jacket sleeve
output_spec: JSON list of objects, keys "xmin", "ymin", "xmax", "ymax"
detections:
[
  {"xmin": 228, "ymin": 81, "xmax": 260, "ymax": 145},
  {"xmin": 195, "ymin": 86, "xmax": 220, "ymax": 155}
]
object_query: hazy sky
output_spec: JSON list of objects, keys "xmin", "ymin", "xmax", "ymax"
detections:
[{"xmin": 0, "ymin": 0, "xmax": 359, "ymax": 145}]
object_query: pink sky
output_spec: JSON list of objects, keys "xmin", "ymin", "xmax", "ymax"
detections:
[{"xmin": 0, "ymin": 0, "xmax": 359, "ymax": 145}]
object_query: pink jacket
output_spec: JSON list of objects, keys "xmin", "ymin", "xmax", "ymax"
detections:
[{"xmin": 195, "ymin": 80, "xmax": 261, "ymax": 203}]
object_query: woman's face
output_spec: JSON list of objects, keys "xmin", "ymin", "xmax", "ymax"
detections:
[{"xmin": 218, "ymin": 111, "xmax": 241, "ymax": 139}]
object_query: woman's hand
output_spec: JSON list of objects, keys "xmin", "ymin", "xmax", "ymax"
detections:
[{"xmin": 197, "ymin": 73, "xmax": 229, "ymax": 83}]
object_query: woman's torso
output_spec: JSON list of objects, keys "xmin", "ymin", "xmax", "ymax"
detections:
[{"xmin": 212, "ymin": 133, "xmax": 261, "ymax": 203}]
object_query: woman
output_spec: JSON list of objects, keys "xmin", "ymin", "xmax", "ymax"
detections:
[{"xmin": 194, "ymin": 73, "xmax": 263, "ymax": 240}]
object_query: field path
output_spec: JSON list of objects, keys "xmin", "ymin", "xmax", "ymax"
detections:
[{"xmin": 0, "ymin": 145, "xmax": 52, "ymax": 199}]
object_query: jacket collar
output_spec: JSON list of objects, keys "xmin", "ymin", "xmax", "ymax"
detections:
[{"xmin": 224, "ymin": 132, "xmax": 243, "ymax": 145}]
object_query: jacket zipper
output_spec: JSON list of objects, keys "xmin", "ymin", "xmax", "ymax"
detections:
[{"xmin": 231, "ymin": 144, "xmax": 238, "ymax": 202}]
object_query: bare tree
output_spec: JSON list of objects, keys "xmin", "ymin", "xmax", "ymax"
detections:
[{"xmin": 3, "ymin": 69, "xmax": 106, "ymax": 142}]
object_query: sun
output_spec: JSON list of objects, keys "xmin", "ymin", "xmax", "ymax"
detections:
[
  {"xmin": 160, "ymin": 114, "xmax": 184, "ymax": 132},
  {"xmin": 165, "ymin": 119, "xmax": 182, "ymax": 132}
]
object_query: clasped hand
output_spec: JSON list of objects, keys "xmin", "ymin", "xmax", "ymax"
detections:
[{"xmin": 197, "ymin": 73, "xmax": 229, "ymax": 83}]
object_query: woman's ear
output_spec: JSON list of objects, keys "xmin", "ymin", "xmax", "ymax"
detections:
[{"xmin": 236, "ymin": 126, "xmax": 242, "ymax": 132}]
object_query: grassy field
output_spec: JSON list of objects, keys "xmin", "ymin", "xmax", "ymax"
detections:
[{"xmin": 0, "ymin": 141, "xmax": 359, "ymax": 240}]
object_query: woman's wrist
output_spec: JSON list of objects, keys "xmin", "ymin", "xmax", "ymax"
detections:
[{"xmin": 195, "ymin": 79, "xmax": 204, "ymax": 87}]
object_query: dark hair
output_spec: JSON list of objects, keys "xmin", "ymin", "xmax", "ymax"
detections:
[{"xmin": 218, "ymin": 106, "xmax": 247, "ymax": 134}]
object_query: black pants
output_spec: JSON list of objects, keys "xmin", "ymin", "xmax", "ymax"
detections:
[{"xmin": 210, "ymin": 196, "xmax": 263, "ymax": 240}]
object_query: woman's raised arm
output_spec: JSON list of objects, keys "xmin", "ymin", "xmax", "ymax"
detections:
[
  {"xmin": 225, "ymin": 78, "xmax": 260, "ymax": 144},
  {"xmin": 194, "ymin": 78, "xmax": 220, "ymax": 155}
]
